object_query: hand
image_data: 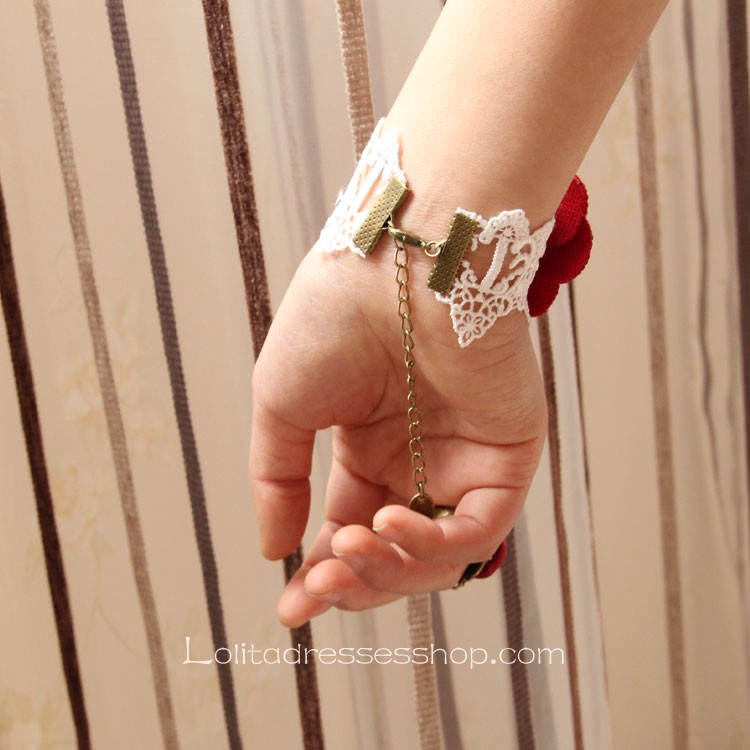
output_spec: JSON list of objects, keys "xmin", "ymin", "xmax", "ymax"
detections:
[{"xmin": 249, "ymin": 234, "xmax": 547, "ymax": 628}]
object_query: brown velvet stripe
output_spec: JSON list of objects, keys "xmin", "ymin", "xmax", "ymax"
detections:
[
  {"xmin": 33, "ymin": 3, "xmax": 179, "ymax": 748},
  {"xmin": 567, "ymin": 284, "xmax": 591, "ymax": 495},
  {"xmin": 105, "ymin": 2, "xmax": 237, "ymax": 748},
  {"xmin": 538, "ymin": 314, "xmax": 585, "ymax": 750},
  {"xmin": 633, "ymin": 48, "xmax": 689, "ymax": 750},
  {"xmin": 200, "ymin": 2, "xmax": 324, "ymax": 748},
  {"xmin": 500, "ymin": 530, "xmax": 536, "ymax": 750},
  {"xmin": 201, "ymin": 0, "xmax": 273, "ymax": 358},
  {"xmin": 283, "ymin": 551, "xmax": 325, "ymax": 750},
  {"xmin": 407, "ymin": 593, "xmax": 444, "ymax": 750},
  {"xmin": 429, "ymin": 592, "xmax": 465, "ymax": 750},
  {"xmin": 265, "ymin": 0, "xmax": 327, "ymax": 249},
  {"xmin": 335, "ymin": 0, "xmax": 376, "ymax": 160},
  {"xmin": 726, "ymin": 1, "xmax": 750, "ymax": 525},
  {"xmin": 0, "ymin": 181, "xmax": 91, "ymax": 750},
  {"xmin": 566, "ymin": 284, "xmax": 609, "ymax": 703},
  {"xmin": 684, "ymin": 0, "xmax": 721, "ymax": 494}
]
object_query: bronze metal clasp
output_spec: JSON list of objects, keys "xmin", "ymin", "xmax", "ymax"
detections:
[
  {"xmin": 386, "ymin": 224, "xmax": 425, "ymax": 248},
  {"xmin": 352, "ymin": 175, "xmax": 409, "ymax": 256},
  {"xmin": 426, "ymin": 211, "xmax": 479, "ymax": 295}
]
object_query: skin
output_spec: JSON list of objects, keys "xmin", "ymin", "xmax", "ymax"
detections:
[{"xmin": 250, "ymin": 0, "xmax": 670, "ymax": 628}]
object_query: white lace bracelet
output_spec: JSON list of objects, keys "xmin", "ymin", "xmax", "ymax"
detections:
[{"xmin": 314, "ymin": 118, "xmax": 556, "ymax": 347}]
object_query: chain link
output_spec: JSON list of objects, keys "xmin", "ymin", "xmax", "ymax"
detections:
[
  {"xmin": 393, "ymin": 236, "xmax": 433, "ymax": 515},
  {"xmin": 387, "ymin": 218, "xmax": 494, "ymax": 585}
]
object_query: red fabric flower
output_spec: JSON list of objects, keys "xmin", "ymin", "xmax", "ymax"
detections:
[
  {"xmin": 536, "ymin": 219, "xmax": 593, "ymax": 286},
  {"xmin": 528, "ymin": 280, "xmax": 560, "ymax": 317},
  {"xmin": 528, "ymin": 175, "xmax": 592, "ymax": 317},
  {"xmin": 548, "ymin": 175, "xmax": 589, "ymax": 245}
]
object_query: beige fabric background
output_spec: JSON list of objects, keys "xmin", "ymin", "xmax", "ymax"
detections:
[{"xmin": 0, "ymin": 1, "xmax": 748, "ymax": 748}]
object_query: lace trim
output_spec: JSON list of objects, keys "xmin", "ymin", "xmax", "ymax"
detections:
[
  {"xmin": 314, "ymin": 118, "xmax": 406, "ymax": 258},
  {"xmin": 437, "ymin": 209, "xmax": 554, "ymax": 347},
  {"xmin": 314, "ymin": 119, "xmax": 554, "ymax": 346}
]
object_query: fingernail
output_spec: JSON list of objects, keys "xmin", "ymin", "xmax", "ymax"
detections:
[
  {"xmin": 332, "ymin": 548, "xmax": 364, "ymax": 572},
  {"xmin": 373, "ymin": 522, "xmax": 402, "ymax": 544}
]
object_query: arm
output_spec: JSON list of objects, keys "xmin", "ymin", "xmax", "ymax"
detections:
[
  {"xmin": 389, "ymin": 0, "xmax": 668, "ymax": 233},
  {"xmin": 250, "ymin": 0, "xmax": 669, "ymax": 627}
]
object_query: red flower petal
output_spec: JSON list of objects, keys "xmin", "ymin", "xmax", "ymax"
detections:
[
  {"xmin": 536, "ymin": 218, "xmax": 593, "ymax": 285},
  {"xmin": 549, "ymin": 175, "xmax": 589, "ymax": 246},
  {"xmin": 528, "ymin": 277, "xmax": 560, "ymax": 317}
]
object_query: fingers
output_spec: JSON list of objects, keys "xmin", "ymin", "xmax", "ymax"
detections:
[
  {"xmin": 277, "ymin": 458, "xmax": 393, "ymax": 627},
  {"xmin": 277, "ymin": 485, "xmax": 523, "ymax": 627},
  {"xmin": 278, "ymin": 460, "xmax": 398, "ymax": 627},
  {"xmin": 267, "ymin": 431, "xmax": 534, "ymax": 624},
  {"xmin": 330, "ymin": 524, "xmax": 464, "ymax": 593},
  {"xmin": 277, "ymin": 520, "xmax": 343, "ymax": 627},
  {"xmin": 371, "ymin": 486, "xmax": 524, "ymax": 566},
  {"xmin": 281, "ymin": 558, "xmax": 403, "ymax": 628},
  {"xmin": 250, "ymin": 398, "xmax": 315, "ymax": 560},
  {"xmin": 323, "ymin": 485, "xmax": 521, "ymax": 597},
  {"xmin": 279, "ymin": 522, "xmax": 460, "ymax": 628},
  {"xmin": 277, "ymin": 519, "xmax": 402, "ymax": 628}
]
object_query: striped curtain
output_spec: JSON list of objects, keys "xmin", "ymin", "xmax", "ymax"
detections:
[{"xmin": 0, "ymin": 1, "xmax": 748, "ymax": 749}]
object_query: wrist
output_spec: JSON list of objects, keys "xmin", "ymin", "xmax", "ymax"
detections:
[
  {"xmin": 380, "ymin": 114, "xmax": 556, "ymax": 240},
  {"xmin": 314, "ymin": 118, "xmax": 589, "ymax": 347}
]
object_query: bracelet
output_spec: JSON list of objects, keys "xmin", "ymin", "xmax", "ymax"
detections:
[
  {"xmin": 314, "ymin": 118, "xmax": 593, "ymax": 347},
  {"xmin": 315, "ymin": 119, "xmax": 590, "ymax": 588}
]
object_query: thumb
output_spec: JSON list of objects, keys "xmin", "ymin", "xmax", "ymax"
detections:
[{"xmin": 249, "ymin": 383, "xmax": 316, "ymax": 560}]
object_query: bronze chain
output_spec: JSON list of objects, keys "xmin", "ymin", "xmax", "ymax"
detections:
[
  {"xmin": 391, "ymin": 230, "xmax": 436, "ymax": 518},
  {"xmin": 388, "ymin": 218, "xmax": 494, "ymax": 586}
]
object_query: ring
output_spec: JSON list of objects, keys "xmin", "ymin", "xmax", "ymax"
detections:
[{"xmin": 433, "ymin": 505, "xmax": 507, "ymax": 589}]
